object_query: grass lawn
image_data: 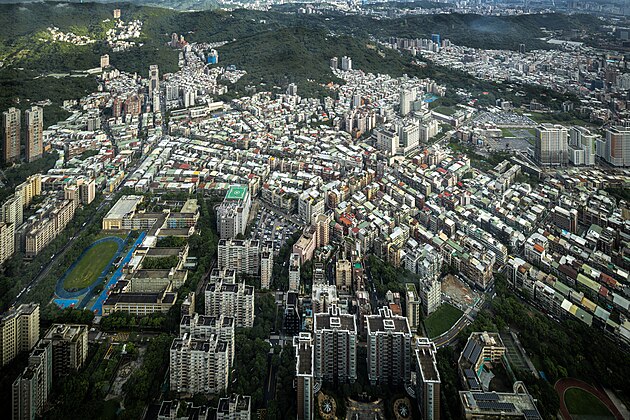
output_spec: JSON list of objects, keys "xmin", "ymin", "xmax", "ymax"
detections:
[
  {"xmin": 500, "ymin": 128, "xmax": 515, "ymax": 137},
  {"xmin": 63, "ymin": 240, "xmax": 119, "ymax": 290},
  {"xmin": 424, "ymin": 304, "xmax": 464, "ymax": 338},
  {"xmin": 564, "ymin": 388, "xmax": 614, "ymax": 418},
  {"xmin": 433, "ymin": 106, "xmax": 456, "ymax": 116}
]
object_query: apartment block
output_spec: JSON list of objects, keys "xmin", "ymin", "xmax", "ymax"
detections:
[
  {"xmin": 0, "ymin": 303, "xmax": 40, "ymax": 367},
  {"xmin": 313, "ymin": 305, "xmax": 357, "ymax": 384},
  {"xmin": 335, "ymin": 259, "xmax": 352, "ymax": 291},
  {"xmin": 25, "ymin": 106, "xmax": 43, "ymax": 163},
  {"xmin": 366, "ymin": 306, "xmax": 412, "ymax": 385},
  {"xmin": 294, "ymin": 332, "xmax": 315, "ymax": 420},
  {"xmin": 217, "ymin": 238, "xmax": 262, "ymax": 276},
  {"xmin": 534, "ymin": 124, "xmax": 568, "ymax": 166},
  {"xmin": 405, "ymin": 283, "xmax": 421, "ymax": 331},
  {"xmin": 0, "ymin": 222, "xmax": 15, "ymax": 265},
  {"xmin": 217, "ymin": 185, "xmax": 251, "ymax": 239},
  {"xmin": 12, "ymin": 341, "xmax": 52, "ymax": 420},
  {"xmin": 216, "ymin": 394, "xmax": 251, "ymax": 420},
  {"xmin": 169, "ymin": 333, "xmax": 229, "ymax": 395},
  {"xmin": 41, "ymin": 324, "xmax": 88, "ymax": 377},
  {"xmin": 414, "ymin": 338, "xmax": 441, "ymax": 420},
  {"xmin": 289, "ymin": 253, "xmax": 301, "ymax": 292},
  {"xmin": 180, "ymin": 313, "xmax": 235, "ymax": 366},
  {"xmin": 3, "ymin": 107, "xmax": 21, "ymax": 164},
  {"xmin": 205, "ymin": 270, "xmax": 255, "ymax": 328}
]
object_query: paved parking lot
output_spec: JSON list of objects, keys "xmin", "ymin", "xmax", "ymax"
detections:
[{"xmin": 250, "ymin": 204, "xmax": 300, "ymax": 254}]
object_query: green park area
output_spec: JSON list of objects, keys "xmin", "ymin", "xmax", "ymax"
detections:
[
  {"xmin": 424, "ymin": 304, "xmax": 463, "ymax": 338},
  {"xmin": 564, "ymin": 388, "xmax": 614, "ymax": 418},
  {"xmin": 500, "ymin": 128, "xmax": 515, "ymax": 137},
  {"xmin": 62, "ymin": 240, "xmax": 119, "ymax": 290},
  {"xmin": 432, "ymin": 106, "xmax": 457, "ymax": 116}
]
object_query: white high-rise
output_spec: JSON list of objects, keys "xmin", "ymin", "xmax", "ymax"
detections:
[
  {"xmin": 169, "ymin": 333, "xmax": 229, "ymax": 394},
  {"xmin": 602, "ymin": 126, "xmax": 630, "ymax": 167},
  {"xmin": 568, "ymin": 126, "xmax": 597, "ymax": 166},
  {"xmin": 534, "ymin": 124, "xmax": 568, "ymax": 166}
]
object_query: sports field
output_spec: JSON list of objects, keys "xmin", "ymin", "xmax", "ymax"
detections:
[
  {"xmin": 424, "ymin": 304, "xmax": 463, "ymax": 338},
  {"xmin": 564, "ymin": 388, "xmax": 614, "ymax": 418},
  {"xmin": 63, "ymin": 240, "xmax": 120, "ymax": 290}
]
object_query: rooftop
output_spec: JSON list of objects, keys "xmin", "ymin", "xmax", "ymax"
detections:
[
  {"xmin": 104, "ymin": 195, "xmax": 142, "ymax": 220},
  {"xmin": 225, "ymin": 185, "xmax": 248, "ymax": 201}
]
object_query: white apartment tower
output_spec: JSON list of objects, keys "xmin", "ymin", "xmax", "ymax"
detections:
[
  {"xmin": 169, "ymin": 333, "xmax": 229, "ymax": 394},
  {"xmin": 205, "ymin": 270, "xmax": 255, "ymax": 328},
  {"xmin": 313, "ymin": 305, "xmax": 357, "ymax": 384},
  {"xmin": 25, "ymin": 106, "xmax": 43, "ymax": 163},
  {"xmin": 365, "ymin": 306, "xmax": 412, "ymax": 385},
  {"xmin": 534, "ymin": 124, "xmax": 568, "ymax": 166}
]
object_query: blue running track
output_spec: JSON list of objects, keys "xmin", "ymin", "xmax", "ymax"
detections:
[
  {"xmin": 54, "ymin": 236, "xmax": 126, "ymax": 302},
  {"xmin": 90, "ymin": 232, "xmax": 147, "ymax": 316}
]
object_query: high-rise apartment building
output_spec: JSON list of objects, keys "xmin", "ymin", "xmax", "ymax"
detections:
[
  {"xmin": 79, "ymin": 179, "xmax": 96, "ymax": 205},
  {"xmin": 602, "ymin": 126, "xmax": 630, "ymax": 167},
  {"xmin": 341, "ymin": 56, "xmax": 352, "ymax": 71},
  {"xmin": 568, "ymin": 126, "xmax": 597, "ymax": 166},
  {"xmin": 260, "ymin": 247, "xmax": 273, "ymax": 290},
  {"xmin": 180, "ymin": 313, "xmax": 235, "ymax": 367},
  {"xmin": 375, "ymin": 126, "xmax": 399, "ymax": 156},
  {"xmin": 534, "ymin": 124, "xmax": 568, "ymax": 166},
  {"xmin": 313, "ymin": 305, "xmax": 357, "ymax": 384},
  {"xmin": 419, "ymin": 277, "xmax": 441, "ymax": 316},
  {"xmin": 25, "ymin": 106, "xmax": 43, "ymax": 163},
  {"xmin": 15, "ymin": 174, "xmax": 42, "ymax": 209},
  {"xmin": 289, "ymin": 253, "xmax": 301, "ymax": 292},
  {"xmin": 0, "ymin": 303, "xmax": 40, "ymax": 367},
  {"xmin": 41, "ymin": 324, "xmax": 88, "ymax": 377},
  {"xmin": 205, "ymin": 270, "xmax": 255, "ymax": 328},
  {"xmin": 0, "ymin": 222, "xmax": 16, "ymax": 265},
  {"xmin": 414, "ymin": 338, "xmax": 441, "ymax": 420},
  {"xmin": 12, "ymin": 341, "xmax": 52, "ymax": 420},
  {"xmin": 335, "ymin": 259, "xmax": 352, "ymax": 291},
  {"xmin": 149, "ymin": 65, "xmax": 159, "ymax": 97},
  {"xmin": 400, "ymin": 88, "xmax": 417, "ymax": 116},
  {"xmin": 405, "ymin": 283, "xmax": 421, "ymax": 331},
  {"xmin": 216, "ymin": 394, "xmax": 251, "ymax": 420},
  {"xmin": 298, "ymin": 188, "xmax": 325, "ymax": 224},
  {"xmin": 3, "ymin": 107, "xmax": 21, "ymax": 164},
  {"xmin": 169, "ymin": 333, "xmax": 229, "ymax": 394},
  {"xmin": 217, "ymin": 238, "xmax": 264, "ymax": 276},
  {"xmin": 2, "ymin": 194, "xmax": 23, "ymax": 226},
  {"xmin": 100, "ymin": 54, "xmax": 110, "ymax": 69},
  {"xmin": 365, "ymin": 306, "xmax": 412, "ymax": 385},
  {"xmin": 217, "ymin": 185, "xmax": 251, "ymax": 239},
  {"xmin": 294, "ymin": 332, "xmax": 315, "ymax": 420}
]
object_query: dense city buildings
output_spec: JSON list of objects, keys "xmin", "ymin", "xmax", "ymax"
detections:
[{"xmin": 5, "ymin": 2, "xmax": 630, "ymax": 418}]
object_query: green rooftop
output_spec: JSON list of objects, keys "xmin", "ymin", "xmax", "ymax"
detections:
[{"xmin": 225, "ymin": 185, "xmax": 248, "ymax": 200}]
